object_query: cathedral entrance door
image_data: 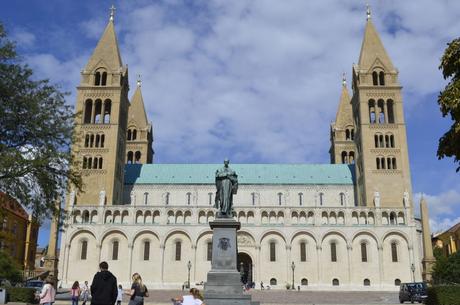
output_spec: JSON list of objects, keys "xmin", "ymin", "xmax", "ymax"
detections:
[{"xmin": 237, "ymin": 252, "xmax": 253, "ymax": 285}]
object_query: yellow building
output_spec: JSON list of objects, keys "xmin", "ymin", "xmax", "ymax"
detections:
[
  {"xmin": 0, "ymin": 192, "xmax": 39, "ymax": 271},
  {"xmin": 432, "ymin": 222, "xmax": 460, "ymax": 257}
]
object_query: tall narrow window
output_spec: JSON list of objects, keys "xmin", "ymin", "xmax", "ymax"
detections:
[
  {"xmin": 165, "ymin": 192, "xmax": 170, "ymax": 205},
  {"xmin": 270, "ymin": 242, "xmax": 276, "ymax": 262},
  {"xmin": 100, "ymin": 134, "xmax": 105, "ymax": 147},
  {"xmin": 391, "ymin": 242, "xmax": 398, "ymax": 262},
  {"xmin": 135, "ymin": 151, "xmax": 141, "ymax": 163},
  {"xmin": 81, "ymin": 240, "xmax": 88, "ymax": 260},
  {"xmin": 83, "ymin": 157, "xmax": 88, "ymax": 169},
  {"xmin": 319, "ymin": 192, "xmax": 324, "ymax": 206},
  {"xmin": 175, "ymin": 241, "xmax": 182, "ymax": 261},
  {"xmin": 379, "ymin": 72, "xmax": 385, "ymax": 86},
  {"xmin": 132, "ymin": 129, "xmax": 137, "ymax": 140},
  {"xmin": 95, "ymin": 72, "xmax": 101, "ymax": 86},
  {"xmin": 112, "ymin": 241, "xmax": 119, "ymax": 260},
  {"xmin": 300, "ymin": 242, "xmax": 306, "ymax": 262},
  {"xmin": 351, "ymin": 129, "xmax": 354, "ymax": 140},
  {"xmin": 127, "ymin": 151, "xmax": 133, "ymax": 164},
  {"xmin": 376, "ymin": 158, "xmax": 380, "ymax": 170},
  {"xmin": 387, "ymin": 100, "xmax": 395, "ymax": 123},
  {"xmin": 374, "ymin": 135, "xmax": 379, "ymax": 148},
  {"xmin": 144, "ymin": 192, "xmax": 149, "ymax": 205},
  {"xmin": 361, "ymin": 243, "xmax": 368, "ymax": 262},
  {"xmin": 98, "ymin": 157, "xmax": 103, "ymax": 169},
  {"xmin": 392, "ymin": 158, "xmax": 397, "ymax": 169},
  {"xmin": 251, "ymin": 192, "xmax": 256, "ymax": 206},
  {"xmin": 186, "ymin": 192, "xmax": 191, "ymax": 205},
  {"xmin": 101, "ymin": 72, "xmax": 107, "ymax": 86},
  {"xmin": 84, "ymin": 100, "xmax": 92, "ymax": 124},
  {"xmin": 372, "ymin": 71, "xmax": 378, "ymax": 86},
  {"xmin": 345, "ymin": 129, "xmax": 350, "ymax": 140},
  {"xmin": 330, "ymin": 242, "xmax": 337, "ymax": 262},
  {"xmin": 127, "ymin": 129, "xmax": 132, "ymax": 140},
  {"xmin": 385, "ymin": 135, "xmax": 389, "ymax": 148},
  {"xmin": 143, "ymin": 241, "xmax": 150, "ymax": 260},
  {"xmin": 207, "ymin": 242, "xmax": 212, "ymax": 261},
  {"xmin": 299, "ymin": 193, "xmax": 303, "ymax": 206},
  {"xmin": 277, "ymin": 193, "xmax": 282, "ymax": 205},
  {"xmin": 339, "ymin": 193, "xmax": 345, "ymax": 206},
  {"xmin": 208, "ymin": 193, "xmax": 213, "ymax": 205}
]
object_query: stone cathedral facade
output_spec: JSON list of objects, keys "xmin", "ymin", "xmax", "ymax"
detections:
[{"xmin": 59, "ymin": 11, "xmax": 425, "ymax": 290}]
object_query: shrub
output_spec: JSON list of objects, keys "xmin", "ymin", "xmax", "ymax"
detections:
[
  {"xmin": 426, "ymin": 286, "xmax": 460, "ymax": 305},
  {"xmin": 6, "ymin": 287, "xmax": 37, "ymax": 304}
]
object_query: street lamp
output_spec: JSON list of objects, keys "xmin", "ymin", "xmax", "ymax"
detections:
[
  {"xmin": 187, "ymin": 260, "xmax": 192, "ymax": 288},
  {"xmin": 410, "ymin": 263, "xmax": 415, "ymax": 283},
  {"xmin": 291, "ymin": 261, "xmax": 295, "ymax": 289},
  {"xmin": 240, "ymin": 261, "xmax": 245, "ymax": 283}
]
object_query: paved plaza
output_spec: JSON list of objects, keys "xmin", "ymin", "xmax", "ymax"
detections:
[{"xmin": 56, "ymin": 289, "xmax": 400, "ymax": 305}]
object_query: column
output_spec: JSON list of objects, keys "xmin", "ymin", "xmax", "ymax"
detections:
[
  {"xmin": 316, "ymin": 245, "xmax": 322, "ymax": 285},
  {"xmin": 128, "ymin": 243, "xmax": 133, "ymax": 283},
  {"xmin": 409, "ymin": 245, "xmax": 415, "ymax": 282},
  {"xmin": 91, "ymin": 102, "xmax": 96, "ymax": 124},
  {"xmin": 160, "ymin": 244, "xmax": 165, "ymax": 286},
  {"xmin": 378, "ymin": 245, "xmax": 384, "ymax": 288},
  {"xmin": 256, "ymin": 245, "xmax": 261, "ymax": 287},
  {"xmin": 96, "ymin": 243, "xmax": 102, "ymax": 267},
  {"xmin": 192, "ymin": 244, "xmax": 197, "ymax": 284},
  {"xmin": 64, "ymin": 243, "xmax": 71, "ymax": 284},
  {"xmin": 384, "ymin": 101, "xmax": 389, "ymax": 124},
  {"xmin": 286, "ymin": 245, "xmax": 292, "ymax": 287},
  {"xmin": 346, "ymin": 245, "xmax": 352, "ymax": 285},
  {"xmin": 100, "ymin": 102, "xmax": 105, "ymax": 124}
]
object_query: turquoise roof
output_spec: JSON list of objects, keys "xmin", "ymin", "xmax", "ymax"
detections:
[{"xmin": 124, "ymin": 164, "xmax": 355, "ymax": 185}]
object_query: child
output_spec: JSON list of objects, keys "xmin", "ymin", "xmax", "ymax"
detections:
[{"xmin": 117, "ymin": 284, "xmax": 123, "ymax": 305}]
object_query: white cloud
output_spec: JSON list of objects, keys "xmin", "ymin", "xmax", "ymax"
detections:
[{"xmin": 12, "ymin": 28, "xmax": 36, "ymax": 48}]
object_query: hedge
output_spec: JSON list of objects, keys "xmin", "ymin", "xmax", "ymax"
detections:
[
  {"xmin": 5, "ymin": 287, "xmax": 37, "ymax": 304},
  {"xmin": 426, "ymin": 286, "xmax": 460, "ymax": 305}
]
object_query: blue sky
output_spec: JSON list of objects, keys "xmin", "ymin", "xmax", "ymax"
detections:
[{"xmin": 1, "ymin": 0, "xmax": 460, "ymax": 247}]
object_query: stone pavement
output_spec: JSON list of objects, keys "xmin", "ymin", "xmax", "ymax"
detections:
[{"xmin": 55, "ymin": 289, "xmax": 400, "ymax": 305}]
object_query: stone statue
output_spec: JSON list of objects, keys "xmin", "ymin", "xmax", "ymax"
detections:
[
  {"xmin": 374, "ymin": 191, "xmax": 380, "ymax": 207},
  {"xmin": 99, "ymin": 190, "xmax": 106, "ymax": 206},
  {"xmin": 130, "ymin": 190, "xmax": 136, "ymax": 206},
  {"xmin": 403, "ymin": 191, "xmax": 409, "ymax": 208},
  {"xmin": 214, "ymin": 159, "xmax": 238, "ymax": 217}
]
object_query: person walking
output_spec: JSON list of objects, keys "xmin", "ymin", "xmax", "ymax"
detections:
[
  {"xmin": 71, "ymin": 281, "xmax": 81, "ymax": 305},
  {"xmin": 126, "ymin": 273, "xmax": 148, "ymax": 305},
  {"xmin": 116, "ymin": 285, "xmax": 123, "ymax": 305},
  {"xmin": 90, "ymin": 262, "xmax": 118, "ymax": 305},
  {"xmin": 38, "ymin": 277, "xmax": 56, "ymax": 305},
  {"xmin": 81, "ymin": 281, "xmax": 90, "ymax": 305}
]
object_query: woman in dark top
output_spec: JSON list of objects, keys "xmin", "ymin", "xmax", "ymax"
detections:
[{"xmin": 126, "ymin": 273, "xmax": 148, "ymax": 305}]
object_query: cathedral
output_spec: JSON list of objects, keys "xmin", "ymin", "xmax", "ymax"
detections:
[{"xmin": 58, "ymin": 9, "xmax": 430, "ymax": 290}]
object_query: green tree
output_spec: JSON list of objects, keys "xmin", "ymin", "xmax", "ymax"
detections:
[
  {"xmin": 0, "ymin": 22, "xmax": 81, "ymax": 219},
  {"xmin": 432, "ymin": 249, "xmax": 460, "ymax": 284},
  {"xmin": 438, "ymin": 38, "xmax": 460, "ymax": 172},
  {"xmin": 0, "ymin": 251, "xmax": 22, "ymax": 283}
]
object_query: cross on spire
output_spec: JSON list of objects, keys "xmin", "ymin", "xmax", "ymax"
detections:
[
  {"xmin": 137, "ymin": 74, "xmax": 142, "ymax": 87},
  {"xmin": 342, "ymin": 72, "xmax": 347, "ymax": 87},
  {"xmin": 109, "ymin": 5, "xmax": 116, "ymax": 22},
  {"xmin": 366, "ymin": 3, "xmax": 371, "ymax": 20}
]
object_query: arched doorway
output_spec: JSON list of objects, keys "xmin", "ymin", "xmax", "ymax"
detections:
[{"xmin": 237, "ymin": 252, "xmax": 253, "ymax": 285}]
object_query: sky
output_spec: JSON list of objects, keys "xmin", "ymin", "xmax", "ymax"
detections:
[{"xmin": 1, "ymin": 0, "xmax": 459, "ymax": 247}]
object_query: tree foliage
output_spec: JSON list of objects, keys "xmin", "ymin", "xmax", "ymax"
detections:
[
  {"xmin": 0, "ymin": 22, "xmax": 81, "ymax": 219},
  {"xmin": 0, "ymin": 251, "xmax": 22, "ymax": 283},
  {"xmin": 438, "ymin": 38, "xmax": 460, "ymax": 172},
  {"xmin": 432, "ymin": 249, "xmax": 460, "ymax": 285}
]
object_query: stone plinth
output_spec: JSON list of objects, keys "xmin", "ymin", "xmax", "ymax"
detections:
[{"xmin": 204, "ymin": 218, "xmax": 259, "ymax": 305}]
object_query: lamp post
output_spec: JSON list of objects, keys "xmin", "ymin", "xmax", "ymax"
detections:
[
  {"xmin": 410, "ymin": 263, "xmax": 415, "ymax": 283},
  {"xmin": 187, "ymin": 260, "xmax": 192, "ymax": 288},
  {"xmin": 240, "ymin": 261, "xmax": 245, "ymax": 283},
  {"xmin": 291, "ymin": 261, "xmax": 295, "ymax": 289}
]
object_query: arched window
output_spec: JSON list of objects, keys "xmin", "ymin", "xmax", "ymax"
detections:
[
  {"xmin": 270, "ymin": 242, "xmax": 276, "ymax": 261},
  {"xmin": 144, "ymin": 192, "xmax": 149, "ymax": 205},
  {"xmin": 340, "ymin": 193, "xmax": 345, "ymax": 206},
  {"xmin": 127, "ymin": 151, "xmax": 133, "ymax": 164},
  {"xmin": 95, "ymin": 134, "xmax": 100, "ymax": 147},
  {"xmin": 377, "ymin": 99, "xmax": 385, "ymax": 123},
  {"xmin": 132, "ymin": 129, "xmax": 137, "ymax": 140},
  {"xmin": 330, "ymin": 242, "xmax": 337, "ymax": 262},
  {"xmin": 345, "ymin": 129, "xmax": 350, "ymax": 140},
  {"xmin": 387, "ymin": 157, "xmax": 392, "ymax": 170},
  {"xmin": 143, "ymin": 241, "xmax": 150, "ymax": 260},
  {"xmin": 332, "ymin": 278, "xmax": 339, "ymax": 286},
  {"xmin": 380, "ymin": 157, "xmax": 386, "ymax": 169},
  {"xmin": 391, "ymin": 242, "xmax": 398, "ymax": 262},
  {"xmin": 93, "ymin": 158, "xmax": 98, "ymax": 169},
  {"xmin": 95, "ymin": 72, "xmax": 101, "ymax": 86},
  {"xmin": 394, "ymin": 279, "xmax": 401, "ymax": 286},
  {"xmin": 349, "ymin": 151, "xmax": 355, "ymax": 164},
  {"xmin": 94, "ymin": 99, "xmax": 102, "ymax": 123},
  {"xmin": 277, "ymin": 193, "xmax": 282, "ymax": 205},
  {"xmin": 127, "ymin": 129, "xmax": 132, "ymax": 140},
  {"xmin": 300, "ymin": 242, "xmax": 306, "ymax": 262},
  {"xmin": 83, "ymin": 157, "xmax": 88, "ymax": 169},
  {"xmin": 374, "ymin": 134, "xmax": 379, "ymax": 148},
  {"xmin": 364, "ymin": 278, "xmax": 371, "ymax": 286},
  {"xmin": 368, "ymin": 100, "xmax": 376, "ymax": 123},
  {"xmin": 301, "ymin": 278, "xmax": 308, "ymax": 286},
  {"xmin": 103, "ymin": 99, "xmax": 111, "ymax": 123},
  {"xmin": 81, "ymin": 240, "xmax": 88, "ymax": 260},
  {"xmin": 341, "ymin": 151, "xmax": 348, "ymax": 164},
  {"xmin": 90, "ymin": 134, "xmax": 94, "ymax": 147},
  {"xmin": 186, "ymin": 192, "xmax": 191, "ymax": 205},
  {"xmin": 175, "ymin": 241, "xmax": 182, "ymax": 261},
  {"xmin": 319, "ymin": 192, "xmax": 324, "ymax": 206},
  {"xmin": 101, "ymin": 72, "xmax": 107, "ymax": 86},
  {"xmin": 351, "ymin": 129, "xmax": 354, "ymax": 140},
  {"xmin": 379, "ymin": 72, "xmax": 385, "ymax": 86},
  {"xmin": 100, "ymin": 134, "xmax": 105, "ymax": 148},
  {"xmin": 379, "ymin": 135, "xmax": 384, "ymax": 148},
  {"xmin": 392, "ymin": 158, "xmax": 397, "ymax": 169},
  {"xmin": 361, "ymin": 242, "xmax": 367, "ymax": 262},
  {"xmin": 84, "ymin": 100, "xmax": 92, "ymax": 124},
  {"xmin": 372, "ymin": 71, "xmax": 378, "ymax": 86},
  {"xmin": 207, "ymin": 242, "xmax": 212, "ymax": 261},
  {"xmin": 387, "ymin": 100, "xmax": 395, "ymax": 123},
  {"xmin": 112, "ymin": 240, "xmax": 119, "ymax": 260},
  {"xmin": 85, "ymin": 134, "xmax": 90, "ymax": 147},
  {"xmin": 298, "ymin": 193, "xmax": 303, "ymax": 206},
  {"xmin": 135, "ymin": 151, "xmax": 141, "ymax": 163},
  {"xmin": 87, "ymin": 157, "xmax": 92, "ymax": 169},
  {"xmin": 385, "ymin": 135, "xmax": 389, "ymax": 148},
  {"xmin": 390, "ymin": 135, "xmax": 395, "ymax": 148},
  {"xmin": 270, "ymin": 278, "xmax": 277, "ymax": 285}
]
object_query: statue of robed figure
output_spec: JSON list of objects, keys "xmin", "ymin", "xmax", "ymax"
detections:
[{"xmin": 214, "ymin": 159, "xmax": 238, "ymax": 218}]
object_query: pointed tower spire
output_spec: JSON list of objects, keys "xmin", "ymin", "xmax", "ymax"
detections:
[
  {"xmin": 357, "ymin": 7, "xmax": 395, "ymax": 71},
  {"xmin": 84, "ymin": 6, "xmax": 123, "ymax": 72},
  {"xmin": 129, "ymin": 81, "xmax": 149, "ymax": 127}
]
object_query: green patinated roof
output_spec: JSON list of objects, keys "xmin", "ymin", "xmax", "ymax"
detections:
[{"xmin": 124, "ymin": 164, "xmax": 355, "ymax": 185}]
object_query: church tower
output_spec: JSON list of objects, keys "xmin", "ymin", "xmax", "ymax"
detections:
[
  {"xmin": 126, "ymin": 77, "xmax": 154, "ymax": 164},
  {"xmin": 351, "ymin": 8, "xmax": 413, "ymax": 208},
  {"xmin": 330, "ymin": 74, "xmax": 356, "ymax": 164},
  {"xmin": 69, "ymin": 8, "xmax": 129, "ymax": 206}
]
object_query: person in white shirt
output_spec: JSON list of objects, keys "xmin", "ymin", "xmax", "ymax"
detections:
[
  {"xmin": 172, "ymin": 288, "xmax": 205, "ymax": 305},
  {"xmin": 116, "ymin": 285, "xmax": 123, "ymax": 305}
]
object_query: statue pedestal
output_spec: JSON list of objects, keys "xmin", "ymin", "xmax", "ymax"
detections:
[{"xmin": 204, "ymin": 218, "xmax": 259, "ymax": 305}]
